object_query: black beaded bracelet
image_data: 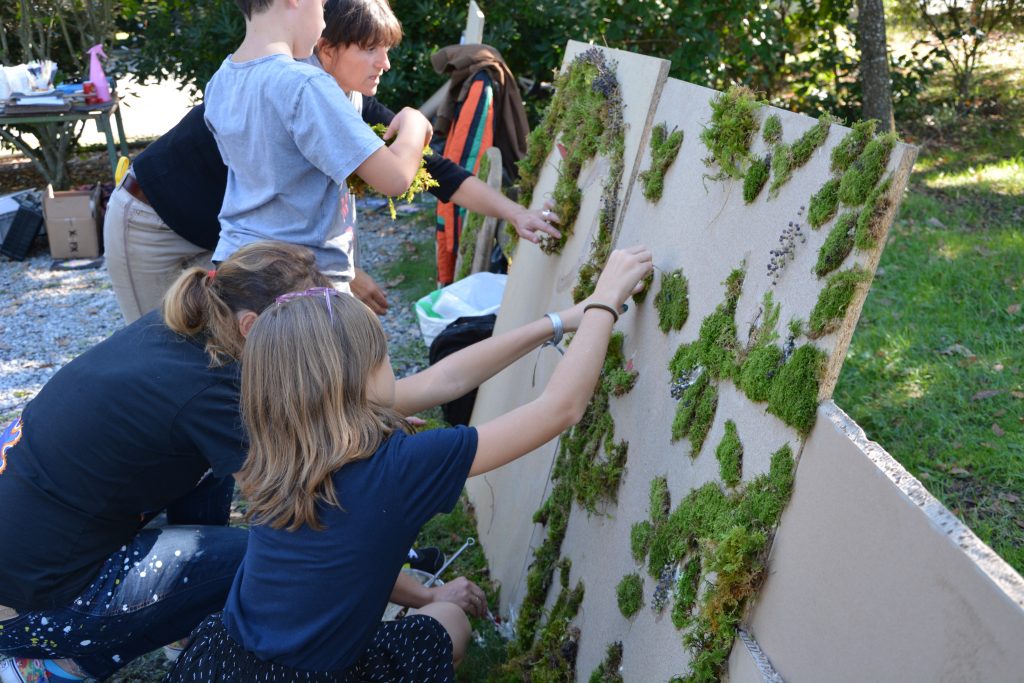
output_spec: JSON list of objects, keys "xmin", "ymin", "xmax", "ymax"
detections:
[{"xmin": 583, "ymin": 302, "xmax": 619, "ymax": 323}]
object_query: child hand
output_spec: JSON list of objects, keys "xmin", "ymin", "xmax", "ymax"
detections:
[
  {"xmin": 426, "ymin": 576, "xmax": 488, "ymax": 618},
  {"xmin": 590, "ymin": 246, "xmax": 654, "ymax": 312},
  {"xmin": 385, "ymin": 107, "xmax": 433, "ymax": 148}
]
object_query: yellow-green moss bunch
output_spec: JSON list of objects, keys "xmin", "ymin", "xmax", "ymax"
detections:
[
  {"xmin": 589, "ymin": 642, "xmax": 624, "ymax": 683},
  {"xmin": 654, "ymin": 269, "xmax": 690, "ymax": 333},
  {"xmin": 855, "ymin": 175, "xmax": 894, "ymax": 250},
  {"xmin": 837, "ymin": 132, "xmax": 897, "ymax": 206},
  {"xmin": 715, "ymin": 420, "xmax": 743, "ymax": 487},
  {"xmin": 743, "ymin": 154, "xmax": 770, "ymax": 204},
  {"xmin": 808, "ymin": 267, "xmax": 870, "ymax": 339},
  {"xmin": 762, "ymin": 113, "xmax": 782, "ymax": 145},
  {"xmin": 768, "ymin": 114, "xmax": 834, "ymax": 197},
  {"xmin": 767, "ymin": 345, "xmax": 826, "ymax": 435},
  {"xmin": 807, "ymin": 177, "xmax": 841, "ymax": 228},
  {"xmin": 830, "ymin": 119, "xmax": 877, "ymax": 174},
  {"xmin": 616, "ymin": 573, "xmax": 644, "ymax": 618},
  {"xmin": 814, "ymin": 211, "xmax": 857, "ymax": 277},
  {"xmin": 700, "ymin": 86, "xmax": 762, "ymax": 180}
]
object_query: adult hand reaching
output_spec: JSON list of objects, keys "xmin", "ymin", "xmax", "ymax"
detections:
[
  {"xmin": 350, "ymin": 268, "xmax": 388, "ymax": 315},
  {"xmin": 426, "ymin": 576, "xmax": 488, "ymax": 619}
]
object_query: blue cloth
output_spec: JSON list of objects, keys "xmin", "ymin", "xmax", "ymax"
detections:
[
  {"xmin": 222, "ymin": 425, "xmax": 478, "ymax": 672},
  {"xmin": 204, "ymin": 54, "xmax": 383, "ymax": 276}
]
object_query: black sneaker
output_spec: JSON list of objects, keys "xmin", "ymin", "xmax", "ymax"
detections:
[{"xmin": 407, "ymin": 546, "xmax": 445, "ymax": 575}]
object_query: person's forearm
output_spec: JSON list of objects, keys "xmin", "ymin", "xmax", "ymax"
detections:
[
  {"xmin": 390, "ymin": 571, "xmax": 431, "ymax": 608},
  {"xmin": 393, "ymin": 314, "xmax": 562, "ymax": 417},
  {"xmin": 449, "ymin": 176, "xmax": 523, "ymax": 222}
]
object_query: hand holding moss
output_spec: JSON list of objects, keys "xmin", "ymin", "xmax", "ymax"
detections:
[
  {"xmin": 591, "ymin": 246, "xmax": 655, "ymax": 312},
  {"xmin": 349, "ymin": 121, "xmax": 439, "ymax": 219},
  {"xmin": 509, "ymin": 199, "xmax": 562, "ymax": 244}
]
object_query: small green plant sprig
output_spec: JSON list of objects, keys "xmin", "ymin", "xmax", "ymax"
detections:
[
  {"xmin": 347, "ymin": 123, "xmax": 439, "ymax": 220},
  {"xmin": 700, "ymin": 86, "xmax": 762, "ymax": 180},
  {"xmin": 639, "ymin": 122, "xmax": 684, "ymax": 202},
  {"xmin": 589, "ymin": 641, "xmax": 624, "ymax": 683}
]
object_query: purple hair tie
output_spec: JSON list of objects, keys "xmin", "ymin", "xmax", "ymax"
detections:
[{"xmin": 275, "ymin": 287, "xmax": 341, "ymax": 322}]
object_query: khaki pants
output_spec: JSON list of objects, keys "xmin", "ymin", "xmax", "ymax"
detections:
[{"xmin": 103, "ymin": 181, "xmax": 213, "ymax": 324}]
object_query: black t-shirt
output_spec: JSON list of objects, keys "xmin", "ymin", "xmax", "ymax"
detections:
[
  {"xmin": 0, "ymin": 311, "xmax": 246, "ymax": 611},
  {"xmin": 134, "ymin": 99, "xmax": 472, "ymax": 251}
]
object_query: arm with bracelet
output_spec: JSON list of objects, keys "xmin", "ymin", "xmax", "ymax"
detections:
[{"xmin": 393, "ymin": 246, "xmax": 653, "ymax": 474}]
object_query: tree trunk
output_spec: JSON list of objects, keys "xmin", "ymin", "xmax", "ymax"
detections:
[{"xmin": 856, "ymin": 0, "xmax": 895, "ymax": 132}]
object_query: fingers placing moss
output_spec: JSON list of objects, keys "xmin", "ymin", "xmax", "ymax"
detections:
[
  {"xmin": 814, "ymin": 211, "xmax": 857, "ymax": 277},
  {"xmin": 808, "ymin": 267, "xmax": 870, "ymax": 339},
  {"xmin": 616, "ymin": 573, "xmax": 645, "ymax": 618},
  {"xmin": 631, "ymin": 270, "xmax": 655, "ymax": 305}
]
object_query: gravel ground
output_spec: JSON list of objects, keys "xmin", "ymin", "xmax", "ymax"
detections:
[{"xmin": 0, "ymin": 200, "xmax": 433, "ymax": 423}]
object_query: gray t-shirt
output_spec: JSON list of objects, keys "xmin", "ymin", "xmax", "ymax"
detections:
[{"xmin": 204, "ymin": 54, "xmax": 383, "ymax": 276}]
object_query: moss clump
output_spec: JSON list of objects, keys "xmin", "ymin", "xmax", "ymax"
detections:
[
  {"xmin": 767, "ymin": 344, "xmax": 826, "ymax": 435},
  {"xmin": 635, "ymin": 443, "xmax": 796, "ymax": 683},
  {"xmin": 855, "ymin": 175, "xmax": 893, "ymax": 250},
  {"xmin": 500, "ymin": 559, "xmax": 584, "ymax": 680},
  {"xmin": 808, "ymin": 267, "xmax": 870, "ymax": 339},
  {"xmin": 632, "ymin": 271, "xmax": 655, "ymax": 305},
  {"xmin": 640, "ymin": 122, "xmax": 684, "ymax": 202},
  {"xmin": 700, "ymin": 86, "xmax": 761, "ymax": 180},
  {"xmin": 743, "ymin": 154, "xmax": 770, "ymax": 204},
  {"xmin": 830, "ymin": 119, "xmax": 878, "ymax": 174},
  {"xmin": 807, "ymin": 177, "xmax": 841, "ymax": 229},
  {"xmin": 347, "ymin": 123, "xmax": 439, "ymax": 220},
  {"xmin": 516, "ymin": 48, "xmax": 625, "ymax": 258},
  {"xmin": 654, "ymin": 269, "xmax": 690, "ymax": 333},
  {"xmin": 616, "ymin": 573, "xmax": 644, "ymax": 618},
  {"xmin": 762, "ymin": 113, "xmax": 782, "ymax": 145},
  {"xmin": 745, "ymin": 290, "xmax": 780, "ymax": 351},
  {"xmin": 837, "ymin": 132, "xmax": 897, "ymax": 206},
  {"xmin": 631, "ymin": 520, "xmax": 654, "ymax": 562},
  {"xmin": 768, "ymin": 114, "xmax": 834, "ymax": 196},
  {"xmin": 737, "ymin": 344, "xmax": 783, "ymax": 403},
  {"xmin": 589, "ymin": 642, "xmax": 624, "ymax": 683},
  {"xmin": 650, "ymin": 475, "xmax": 671, "ymax": 525},
  {"xmin": 603, "ymin": 366, "xmax": 638, "ymax": 397},
  {"xmin": 671, "ymin": 558, "xmax": 701, "ymax": 630},
  {"xmin": 671, "ymin": 372, "xmax": 718, "ymax": 458},
  {"xmin": 814, "ymin": 211, "xmax": 857, "ymax": 277},
  {"xmin": 715, "ymin": 420, "xmax": 743, "ymax": 487},
  {"xmin": 692, "ymin": 267, "xmax": 744, "ymax": 380}
]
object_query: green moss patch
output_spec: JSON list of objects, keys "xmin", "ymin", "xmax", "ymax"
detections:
[
  {"xmin": 616, "ymin": 573, "xmax": 644, "ymax": 618},
  {"xmin": 700, "ymin": 86, "xmax": 762, "ymax": 180},
  {"xmin": 650, "ymin": 475, "xmax": 671, "ymax": 525},
  {"xmin": 635, "ymin": 445, "xmax": 796, "ymax": 683},
  {"xmin": 589, "ymin": 642, "xmax": 624, "ymax": 683},
  {"xmin": 715, "ymin": 420, "xmax": 743, "ymax": 487},
  {"xmin": 692, "ymin": 267, "xmax": 744, "ymax": 380},
  {"xmin": 654, "ymin": 269, "xmax": 690, "ymax": 333},
  {"xmin": 671, "ymin": 372, "xmax": 718, "ymax": 458},
  {"xmin": 808, "ymin": 267, "xmax": 870, "ymax": 339},
  {"xmin": 814, "ymin": 211, "xmax": 857, "ymax": 277},
  {"xmin": 762, "ymin": 113, "xmax": 782, "ymax": 145},
  {"xmin": 640, "ymin": 122, "xmax": 684, "ymax": 202},
  {"xmin": 855, "ymin": 175, "xmax": 894, "ymax": 250},
  {"xmin": 807, "ymin": 177, "xmax": 841, "ymax": 229},
  {"xmin": 837, "ymin": 132, "xmax": 897, "ymax": 206},
  {"xmin": 743, "ymin": 154, "xmax": 770, "ymax": 204},
  {"xmin": 737, "ymin": 344, "xmax": 784, "ymax": 403},
  {"xmin": 830, "ymin": 119, "xmax": 877, "ymax": 175},
  {"xmin": 769, "ymin": 114, "xmax": 834, "ymax": 196},
  {"xmin": 631, "ymin": 520, "xmax": 654, "ymax": 562},
  {"xmin": 517, "ymin": 48, "xmax": 625, "ymax": 257},
  {"xmin": 767, "ymin": 344, "xmax": 826, "ymax": 435}
]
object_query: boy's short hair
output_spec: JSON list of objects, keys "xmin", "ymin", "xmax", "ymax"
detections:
[
  {"xmin": 323, "ymin": 0, "xmax": 403, "ymax": 49},
  {"xmin": 235, "ymin": 0, "xmax": 274, "ymax": 20}
]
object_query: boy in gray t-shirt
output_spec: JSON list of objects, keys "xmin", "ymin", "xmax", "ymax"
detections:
[{"xmin": 204, "ymin": 0, "xmax": 431, "ymax": 279}]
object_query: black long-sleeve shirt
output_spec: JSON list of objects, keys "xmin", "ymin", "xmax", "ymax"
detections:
[{"xmin": 133, "ymin": 99, "xmax": 472, "ymax": 251}]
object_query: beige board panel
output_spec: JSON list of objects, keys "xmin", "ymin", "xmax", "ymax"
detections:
[
  {"xmin": 466, "ymin": 41, "xmax": 670, "ymax": 614},
  {"xmin": 740, "ymin": 401, "xmax": 1024, "ymax": 683}
]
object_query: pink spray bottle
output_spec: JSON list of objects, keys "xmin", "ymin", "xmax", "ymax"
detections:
[{"xmin": 87, "ymin": 44, "xmax": 111, "ymax": 103}]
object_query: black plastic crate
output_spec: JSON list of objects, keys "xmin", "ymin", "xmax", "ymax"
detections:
[{"xmin": 1, "ymin": 201, "xmax": 44, "ymax": 261}]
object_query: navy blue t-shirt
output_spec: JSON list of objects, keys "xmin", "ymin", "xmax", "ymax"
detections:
[
  {"xmin": 0, "ymin": 311, "xmax": 246, "ymax": 611},
  {"xmin": 222, "ymin": 425, "xmax": 477, "ymax": 671}
]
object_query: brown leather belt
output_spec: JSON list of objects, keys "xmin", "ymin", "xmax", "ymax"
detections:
[{"xmin": 123, "ymin": 172, "xmax": 151, "ymax": 206}]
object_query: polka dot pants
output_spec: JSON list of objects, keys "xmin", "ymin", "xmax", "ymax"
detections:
[{"xmin": 165, "ymin": 613, "xmax": 455, "ymax": 682}]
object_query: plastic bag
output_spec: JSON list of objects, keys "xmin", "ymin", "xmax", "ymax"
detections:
[{"xmin": 415, "ymin": 272, "xmax": 506, "ymax": 346}]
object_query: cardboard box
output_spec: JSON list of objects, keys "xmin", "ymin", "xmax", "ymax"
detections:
[{"xmin": 44, "ymin": 185, "xmax": 101, "ymax": 259}]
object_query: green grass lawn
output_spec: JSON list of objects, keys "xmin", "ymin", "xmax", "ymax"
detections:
[{"xmin": 834, "ymin": 52, "xmax": 1024, "ymax": 575}]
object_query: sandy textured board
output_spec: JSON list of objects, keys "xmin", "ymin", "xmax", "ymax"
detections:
[
  {"xmin": 466, "ymin": 41, "xmax": 669, "ymax": 613},
  {"xmin": 729, "ymin": 402, "xmax": 1024, "ymax": 682}
]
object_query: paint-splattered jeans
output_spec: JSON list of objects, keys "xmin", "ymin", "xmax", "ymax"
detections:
[{"xmin": 0, "ymin": 478, "xmax": 247, "ymax": 680}]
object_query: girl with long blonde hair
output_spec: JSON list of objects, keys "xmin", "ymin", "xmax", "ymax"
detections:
[{"xmin": 166, "ymin": 246, "xmax": 653, "ymax": 682}]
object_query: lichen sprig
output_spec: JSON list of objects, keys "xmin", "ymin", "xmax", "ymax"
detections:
[{"xmin": 346, "ymin": 123, "xmax": 438, "ymax": 220}]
